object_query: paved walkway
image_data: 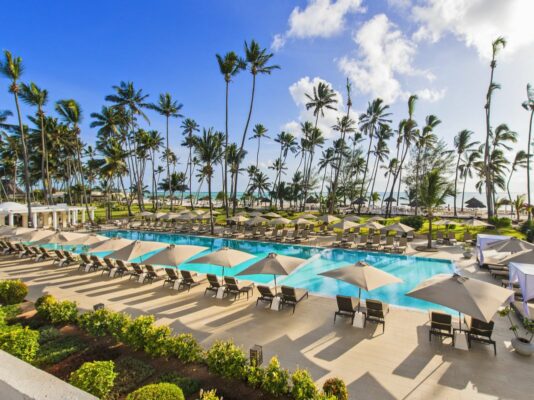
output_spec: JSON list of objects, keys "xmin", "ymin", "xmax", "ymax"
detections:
[{"xmin": 0, "ymin": 248, "xmax": 531, "ymax": 400}]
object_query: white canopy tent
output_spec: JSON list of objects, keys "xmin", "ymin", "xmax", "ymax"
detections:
[
  {"xmin": 509, "ymin": 263, "xmax": 534, "ymax": 316},
  {"xmin": 476, "ymin": 234, "xmax": 509, "ymax": 266}
]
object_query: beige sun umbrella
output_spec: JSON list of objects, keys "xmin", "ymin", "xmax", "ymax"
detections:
[
  {"xmin": 142, "ymin": 244, "xmax": 208, "ymax": 267},
  {"xmin": 235, "ymin": 211, "xmax": 249, "ymax": 217},
  {"xmin": 11, "ymin": 229, "xmax": 55, "ymax": 243},
  {"xmin": 269, "ymin": 217, "xmax": 291, "ymax": 226},
  {"xmin": 106, "ymin": 240, "xmax": 167, "ymax": 262},
  {"xmin": 227, "ymin": 215, "xmax": 249, "ymax": 223},
  {"xmin": 245, "ymin": 216, "xmax": 268, "ymax": 226},
  {"xmin": 190, "ymin": 209, "xmax": 205, "ymax": 216},
  {"xmin": 434, "ymin": 219, "xmax": 457, "ymax": 226},
  {"xmin": 249, "ymin": 211, "xmax": 264, "ymax": 217},
  {"xmin": 366, "ymin": 216, "xmax": 385, "ymax": 222},
  {"xmin": 486, "ymin": 237, "xmax": 534, "ymax": 253},
  {"xmin": 498, "ymin": 249, "xmax": 534, "ymax": 265},
  {"xmin": 154, "ymin": 212, "xmax": 167, "ymax": 219},
  {"xmin": 88, "ymin": 237, "xmax": 134, "ymax": 253},
  {"xmin": 317, "ymin": 215, "xmax": 340, "ymax": 224},
  {"xmin": 67, "ymin": 234, "xmax": 109, "ymax": 246},
  {"xmin": 320, "ymin": 261, "xmax": 402, "ymax": 310},
  {"xmin": 291, "ymin": 218, "xmax": 314, "ymax": 226},
  {"xmin": 0, "ymin": 227, "xmax": 34, "ymax": 237},
  {"xmin": 263, "ymin": 212, "xmax": 282, "ymax": 218},
  {"xmin": 362, "ymin": 221, "xmax": 385, "ymax": 230},
  {"xmin": 331, "ymin": 220, "xmax": 358, "ymax": 231},
  {"xmin": 384, "ymin": 222, "xmax": 414, "ymax": 233},
  {"xmin": 177, "ymin": 212, "xmax": 196, "ymax": 221},
  {"xmin": 463, "ymin": 218, "xmax": 494, "ymax": 228},
  {"xmin": 160, "ymin": 212, "xmax": 180, "ymax": 220},
  {"xmin": 138, "ymin": 211, "xmax": 154, "ymax": 218},
  {"xmin": 344, "ymin": 215, "xmax": 361, "ymax": 222},
  {"xmin": 300, "ymin": 213, "xmax": 317, "ymax": 219},
  {"xmin": 33, "ymin": 231, "xmax": 88, "ymax": 245},
  {"xmin": 237, "ymin": 253, "xmax": 305, "ymax": 292},
  {"xmin": 189, "ymin": 247, "xmax": 255, "ymax": 280},
  {"xmin": 406, "ymin": 273, "xmax": 514, "ymax": 326}
]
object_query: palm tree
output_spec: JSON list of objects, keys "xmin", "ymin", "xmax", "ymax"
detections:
[
  {"xmin": 507, "ymin": 151, "xmax": 528, "ymax": 216},
  {"xmin": 233, "ymin": 40, "xmax": 279, "ymax": 214},
  {"xmin": 250, "ymin": 124, "xmax": 269, "ymax": 170},
  {"xmin": 55, "ymin": 99, "xmax": 94, "ymax": 224},
  {"xmin": 359, "ymin": 98, "xmax": 391, "ymax": 211},
  {"xmin": 147, "ymin": 93, "xmax": 183, "ymax": 210},
  {"xmin": 418, "ymin": 169, "xmax": 454, "ymax": 249},
  {"xmin": 216, "ymin": 51, "xmax": 245, "ymax": 215},
  {"xmin": 512, "ymin": 194, "xmax": 526, "ymax": 223},
  {"xmin": 452, "ymin": 130, "xmax": 478, "ymax": 216},
  {"xmin": 522, "ymin": 83, "xmax": 534, "ymax": 221},
  {"xmin": 145, "ymin": 130, "xmax": 163, "ymax": 209},
  {"xmin": 483, "ymin": 37, "xmax": 506, "ymax": 218},
  {"xmin": 0, "ymin": 50, "xmax": 33, "ymax": 225},
  {"xmin": 305, "ymin": 81, "xmax": 338, "ymax": 128},
  {"xmin": 249, "ymin": 171, "xmax": 271, "ymax": 203},
  {"xmin": 19, "ymin": 82, "xmax": 50, "ymax": 204},
  {"xmin": 193, "ymin": 128, "xmax": 223, "ymax": 234},
  {"xmin": 459, "ymin": 150, "xmax": 481, "ymax": 212},
  {"xmin": 272, "ymin": 131, "xmax": 296, "ymax": 203},
  {"xmin": 181, "ymin": 118, "xmax": 200, "ymax": 209}
]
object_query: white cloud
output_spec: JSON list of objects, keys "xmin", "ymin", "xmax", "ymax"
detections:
[
  {"xmin": 272, "ymin": 0, "xmax": 365, "ymax": 50},
  {"xmin": 282, "ymin": 77, "xmax": 345, "ymax": 139},
  {"xmin": 412, "ymin": 0, "xmax": 534, "ymax": 60},
  {"xmin": 416, "ymin": 88, "xmax": 446, "ymax": 102},
  {"xmin": 387, "ymin": 0, "xmax": 411, "ymax": 10},
  {"xmin": 337, "ymin": 14, "xmax": 441, "ymax": 104}
]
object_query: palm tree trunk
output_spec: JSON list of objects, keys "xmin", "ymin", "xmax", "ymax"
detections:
[
  {"xmin": 527, "ymin": 111, "xmax": 533, "ymax": 221},
  {"xmin": 507, "ymin": 171, "xmax": 514, "ymax": 217},
  {"xmin": 453, "ymin": 153, "xmax": 461, "ymax": 216},
  {"xmin": 75, "ymin": 132, "xmax": 94, "ymax": 225},
  {"xmin": 208, "ymin": 173, "xmax": 214, "ymax": 235},
  {"xmin": 359, "ymin": 127, "xmax": 374, "ymax": 214},
  {"xmin": 484, "ymin": 60, "xmax": 497, "ymax": 218},
  {"xmin": 381, "ymin": 172, "xmax": 391, "ymax": 210},
  {"xmin": 12, "ymin": 91, "xmax": 33, "ymax": 227},
  {"xmin": 223, "ymin": 80, "xmax": 230, "ymax": 217},
  {"xmin": 234, "ymin": 74, "xmax": 256, "ymax": 214},
  {"xmin": 461, "ymin": 174, "xmax": 467, "ymax": 213},
  {"xmin": 427, "ymin": 216, "xmax": 433, "ymax": 248},
  {"xmin": 38, "ymin": 107, "xmax": 48, "ymax": 205}
]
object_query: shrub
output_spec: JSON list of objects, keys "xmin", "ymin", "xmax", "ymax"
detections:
[
  {"xmin": 122, "ymin": 315, "xmax": 156, "ymax": 351},
  {"xmin": 400, "ymin": 216, "xmax": 424, "ymax": 231},
  {"xmin": 199, "ymin": 389, "xmax": 222, "ymax": 399},
  {"xmin": 166, "ymin": 333, "xmax": 204, "ymax": 362},
  {"xmin": 0, "ymin": 280, "xmax": 28, "ymax": 305},
  {"xmin": 34, "ymin": 335, "xmax": 87, "ymax": 367},
  {"xmin": 70, "ymin": 360, "xmax": 116, "ymax": 399},
  {"xmin": 488, "ymin": 216, "xmax": 512, "ymax": 228},
  {"xmin": 38, "ymin": 326, "xmax": 61, "ymax": 344},
  {"xmin": 126, "ymin": 383, "xmax": 184, "ymax": 400},
  {"xmin": 261, "ymin": 356, "xmax": 289, "ymax": 396},
  {"xmin": 322, "ymin": 377, "xmax": 348, "ymax": 400},
  {"xmin": 35, "ymin": 295, "xmax": 78, "ymax": 325},
  {"xmin": 291, "ymin": 368, "xmax": 318, "ymax": 400},
  {"xmin": 0, "ymin": 304, "xmax": 21, "ymax": 324},
  {"xmin": 143, "ymin": 324, "xmax": 172, "ymax": 357},
  {"xmin": 245, "ymin": 364, "xmax": 265, "ymax": 388},
  {"xmin": 111, "ymin": 357, "xmax": 155, "ymax": 396},
  {"xmin": 157, "ymin": 372, "xmax": 201, "ymax": 397},
  {"xmin": 520, "ymin": 220, "xmax": 534, "ymax": 243},
  {"xmin": 78, "ymin": 309, "xmax": 131, "ymax": 339},
  {"xmin": 0, "ymin": 324, "xmax": 39, "ymax": 363},
  {"xmin": 205, "ymin": 340, "xmax": 247, "ymax": 380}
]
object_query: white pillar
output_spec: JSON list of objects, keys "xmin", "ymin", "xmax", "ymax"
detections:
[
  {"xmin": 61, "ymin": 212, "xmax": 67, "ymax": 228},
  {"xmin": 8, "ymin": 213, "xmax": 14, "ymax": 227},
  {"xmin": 21, "ymin": 214, "xmax": 28, "ymax": 228},
  {"xmin": 52, "ymin": 211, "xmax": 58, "ymax": 230},
  {"xmin": 81, "ymin": 209, "xmax": 86, "ymax": 223},
  {"xmin": 67, "ymin": 210, "xmax": 71, "ymax": 225},
  {"xmin": 32, "ymin": 212, "xmax": 38, "ymax": 229},
  {"xmin": 90, "ymin": 209, "xmax": 95, "ymax": 221}
]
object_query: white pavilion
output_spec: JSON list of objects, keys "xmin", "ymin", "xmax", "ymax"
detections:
[{"xmin": 0, "ymin": 202, "xmax": 95, "ymax": 230}]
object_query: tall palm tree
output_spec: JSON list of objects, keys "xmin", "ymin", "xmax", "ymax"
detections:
[
  {"xmin": 483, "ymin": 37, "xmax": 506, "ymax": 218},
  {"xmin": 105, "ymin": 81, "xmax": 150, "ymax": 211},
  {"xmin": 452, "ymin": 130, "xmax": 478, "ymax": 216},
  {"xmin": 249, "ymin": 171, "xmax": 271, "ymax": 203},
  {"xmin": 358, "ymin": 98, "xmax": 391, "ymax": 211},
  {"xmin": 216, "ymin": 51, "xmax": 245, "ymax": 215},
  {"xmin": 19, "ymin": 82, "xmax": 50, "ymax": 204},
  {"xmin": 233, "ymin": 40, "xmax": 279, "ymax": 214},
  {"xmin": 459, "ymin": 150, "xmax": 481, "ymax": 212},
  {"xmin": 147, "ymin": 93, "xmax": 183, "ymax": 210},
  {"xmin": 145, "ymin": 130, "xmax": 163, "ymax": 210},
  {"xmin": 522, "ymin": 83, "xmax": 534, "ymax": 221},
  {"xmin": 512, "ymin": 194, "xmax": 526, "ymax": 223},
  {"xmin": 305, "ymin": 81, "xmax": 338, "ymax": 128},
  {"xmin": 250, "ymin": 124, "xmax": 269, "ymax": 170},
  {"xmin": 193, "ymin": 128, "xmax": 223, "ymax": 234},
  {"xmin": 507, "ymin": 150, "xmax": 528, "ymax": 216},
  {"xmin": 181, "ymin": 118, "xmax": 200, "ymax": 209},
  {"xmin": 418, "ymin": 169, "xmax": 454, "ymax": 249},
  {"xmin": 0, "ymin": 50, "xmax": 33, "ymax": 225},
  {"xmin": 55, "ymin": 99, "xmax": 94, "ymax": 224}
]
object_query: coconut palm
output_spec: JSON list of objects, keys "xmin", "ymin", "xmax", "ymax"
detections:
[
  {"xmin": 147, "ymin": 93, "xmax": 183, "ymax": 210},
  {"xmin": 19, "ymin": 82, "xmax": 50, "ymax": 204},
  {"xmin": 418, "ymin": 169, "xmax": 454, "ymax": 249},
  {"xmin": 522, "ymin": 83, "xmax": 534, "ymax": 221},
  {"xmin": 0, "ymin": 50, "xmax": 33, "ymax": 224},
  {"xmin": 272, "ymin": 131, "xmax": 297, "ymax": 203},
  {"xmin": 55, "ymin": 99, "xmax": 94, "ymax": 224},
  {"xmin": 216, "ymin": 51, "xmax": 245, "ymax": 215},
  {"xmin": 144, "ymin": 130, "xmax": 164, "ymax": 209},
  {"xmin": 330, "ymin": 114, "xmax": 356, "ymax": 212},
  {"xmin": 483, "ymin": 37, "xmax": 506, "ymax": 217},
  {"xmin": 507, "ymin": 151, "xmax": 528, "ymax": 216},
  {"xmin": 193, "ymin": 128, "xmax": 224, "ymax": 234},
  {"xmin": 233, "ymin": 40, "xmax": 279, "ymax": 214},
  {"xmin": 250, "ymin": 124, "xmax": 269, "ymax": 170},
  {"xmin": 459, "ymin": 150, "xmax": 481, "ymax": 213},
  {"xmin": 181, "ymin": 118, "xmax": 200, "ymax": 209},
  {"xmin": 249, "ymin": 171, "xmax": 271, "ymax": 204},
  {"xmin": 305, "ymin": 82, "xmax": 338, "ymax": 128},
  {"xmin": 452, "ymin": 130, "xmax": 479, "ymax": 216},
  {"xmin": 512, "ymin": 194, "xmax": 526, "ymax": 223}
]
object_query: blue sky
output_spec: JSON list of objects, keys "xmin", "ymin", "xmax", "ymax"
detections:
[{"xmin": 2, "ymin": 0, "xmax": 533, "ymax": 193}]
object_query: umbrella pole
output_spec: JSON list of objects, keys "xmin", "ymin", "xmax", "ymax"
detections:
[
  {"xmin": 274, "ymin": 275, "xmax": 277, "ymax": 294},
  {"xmin": 458, "ymin": 311, "xmax": 462, "ymax": 331},
  {"xmin": 358, "ymin": 287, "xmax": 361, "ymax": 312},
  {"xmin": 221, "ymin": 266, "xmax": 225, "ymax": 284}
]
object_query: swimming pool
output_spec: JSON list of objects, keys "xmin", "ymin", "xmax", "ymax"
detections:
[{"xmin": 95, "ymin": 230, "xmax": 455, "ymax": 312}]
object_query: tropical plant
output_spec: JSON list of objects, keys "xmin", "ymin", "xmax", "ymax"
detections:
[
  {"xmin": 69, "ymin": 360, "xmax": 117, "ymax": 399},
  {"xmin": 126, "ymin": 383, "xmax": 185, "ymax": 400},
  {"xmin": 522, "ymin": 83, "xmax": 534, "ymax": 221},
  {"xmin": 0, "ymin": 280, "xmax": 28, "ymax": 305},
  {"xmin": 452, "ymin": 130, "xmax": 479, "ymax": 216}
]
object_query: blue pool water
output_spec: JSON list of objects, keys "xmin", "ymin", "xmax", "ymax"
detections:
[{"xmin": 92, "ymin": 230, "xmax": 455, "ymax": 312}]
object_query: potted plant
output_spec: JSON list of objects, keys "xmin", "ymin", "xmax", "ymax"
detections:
[
  {"xmin": 462, "ymin": 244, "xmax": 473, "ymax": 259},
  {"xmin": 498, "ymin": 306, "xmax": 534, "ymax": 356}
]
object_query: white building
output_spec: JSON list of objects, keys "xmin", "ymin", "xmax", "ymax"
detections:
[{"xmin": 0, "ymin": 202, "xmax": 95, "ymax": 230}]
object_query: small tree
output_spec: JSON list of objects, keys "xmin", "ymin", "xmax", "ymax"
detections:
[
  {"xmin": 498, "ymin": 306, "xmax": 534, "ymax": 343},
  {"xmin": 418, "ymin": 169, "xmax": 454, "ymax": 249}
]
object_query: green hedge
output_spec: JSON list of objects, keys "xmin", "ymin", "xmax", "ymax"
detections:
[
  {"xmin": 35, "ymin": 295, "xmax": 78, "ymax": 325},
  {"xmin": 69, "ymin": 360, "xmax": 117, "ymax": 399},
  {"xmin": 126, "ymin": 383, "xmax": 185, "ymax": 400},
  {"xmin": 0, "ymin": 324, "xmax": 40, "ymax": 363},
  {"xmin": 0, "ymin": 280, "xmax": 28, "ymax": 305}
]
